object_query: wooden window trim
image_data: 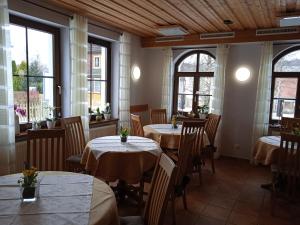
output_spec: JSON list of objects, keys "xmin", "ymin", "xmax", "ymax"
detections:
[
  {"xmin": 270, "ymin": 46, "xmax": 300, "ymax": 124},
  {"xmin": 9, "ymin": 15, "xmax": 61, "ymax": 132},
  {"xmin": 172, "ymin": 50, "xmax": 215, "ymax": 115},
  {"xmin": 87, "ymin": 36, "xmax": 111, "ymax": 108}
]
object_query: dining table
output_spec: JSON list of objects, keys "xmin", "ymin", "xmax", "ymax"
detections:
[
  {"xmin": 252, "ymin": 136, "xmax": 281, "ymax": 165},
  {"xmin": 81, "ymin": 135, "xmax": 162, "ymax": 184},
  {"xmin": 143, "ymin": 123, "xmax": 210, "ymax": 149},
  {"xmin": 0, "ymin": 171, "xmax": 119, "ymax": 225}
]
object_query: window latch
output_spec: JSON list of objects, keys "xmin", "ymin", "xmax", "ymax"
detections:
[{"xmin": 57, "ymin": 85, "xmax": 62, "ymax": 95}]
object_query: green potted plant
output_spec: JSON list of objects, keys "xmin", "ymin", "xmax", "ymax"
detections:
[
  {"xmin": 18, "ymin": 165, "xmax": 39, "ymax": 202},
  {"xmin": 96, "ymin": 107, "xmax": 102, "ymax": 121},
  {"xmin": 120, "ymin": 126, "xmax": 129, "ymax": 142},
  {"xmin": 102, "ymin": 103, "xmax": 111, "ymax": 120},
  {"xmin": 88, "ymin": 107, "xmax": 94, "ymax": 121},
  {"xmin": 46, "ymin": 106, "xmax": 57, "ymax": 128},
  {"xmin": 171, "ymin": 115, "xmax": 178, "ymax": 129},
  {"xmin": 197, "ymin": 104, "xmax": 209, "ymax": 119}
]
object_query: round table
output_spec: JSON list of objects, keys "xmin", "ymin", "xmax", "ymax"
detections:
[
  {"xmin": 253, "ymin": 136, "xmax": 280, "ymax": 165},
  {"xmin": 0, "ymin": 171, "xmax": 119, "ymax": 225},
  {"xmin": 143, "ymin": 124, "xmax": 182, "ymax": 149},
  {"xmin": 82, "ymin": 136, "xmax": 162, "ymax": 184},
  {"xmin": 144, "ymin": 124, "xmax": 210, "ymax": 149}
]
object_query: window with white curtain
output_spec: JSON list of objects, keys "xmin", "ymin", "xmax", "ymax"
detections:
[
  {"xmin": 173, "ymin": 50, "xmax": 216, "ymax": 114},
  {"xmin": 271, "ymin": 47, "xmax": 300, "ymax": 122},
  {"xmin": 9, "ymin": 15, "xmax": 60, "ymax": 123}
]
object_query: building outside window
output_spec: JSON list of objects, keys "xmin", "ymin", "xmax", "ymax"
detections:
[
  {"xmin": 173, "ymin": 50, "xmax": 216, "ymax": 115},
  {"xmin": 10, "ymin": 15, "xmax": 60, "ymax": 123},
  {"xmin": 87, "ymin": 37, "xmax": 111, "ymax": 111},
  {"xmin": 270, "ymin": 46, "xmax": 300, "ymax": 123}
]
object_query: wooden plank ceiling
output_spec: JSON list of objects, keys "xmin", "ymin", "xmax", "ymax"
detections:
[{"xmin": 48, "ymin": 0, "xmax": 300, "ymax": 46}]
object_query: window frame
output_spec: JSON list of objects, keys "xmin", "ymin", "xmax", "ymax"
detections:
[
  {"xmin": 270, "ymin": 46, "xmax": 300, "ymax": 124},
  {"xmin": 87, "ymin": 36, "xmax": 111, "ymax": 109},
  {"xmin": 9, "ymin": 15, "xmax": 61, "ymax": 123},
  {"xmin": 173, "ymin": 50, "xmax": 215, "ymax": 115}
]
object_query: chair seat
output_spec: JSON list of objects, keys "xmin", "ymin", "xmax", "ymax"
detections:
[
  {"xmin": 120, "ymin": 216, "xmax": 143, "ymax": 225},
  {"xmin": 66, "ymin": 154, "xmax": 82, "ymax": 164}
]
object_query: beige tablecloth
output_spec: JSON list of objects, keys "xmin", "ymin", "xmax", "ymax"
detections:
[
  {"xmin": 253, "ymin": 136, "xmax": 280, "ymax": 165},
  {"xmin": 0, "ymin": 172, "xmax": 119, "ymax": 225},
  {"xmin": 82, "ymin": 136, "xmax": 162, "ymax": 184},
  {"xmin": 144, "ymin": 124, "xmax": 210, "ymax": 149}
]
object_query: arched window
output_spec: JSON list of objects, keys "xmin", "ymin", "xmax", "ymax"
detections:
[
  {"xmin": 270, "ymin": 46, "xmax": 300, "ymax": 122},
  {"xmin": 173, "ymin": 50, "xmax": 216, "ymax": 114}
]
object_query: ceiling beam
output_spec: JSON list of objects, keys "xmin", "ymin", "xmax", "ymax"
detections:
[{"xmin": 141, "ymin": 29, "xmax": 300, "ymax": 48}]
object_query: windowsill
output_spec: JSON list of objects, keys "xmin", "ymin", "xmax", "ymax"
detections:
[{"xmin": 15, "ymin": 118, "xmax": 119, "ymax": 142}]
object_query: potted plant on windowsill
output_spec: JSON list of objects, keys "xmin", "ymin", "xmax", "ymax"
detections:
[
  {"xmin": 14, "ymin": 105, "xmax": 26, "ymax": 135},
  {"xmin": 120, "ymin": 126, "xmax": 129, "ymax": 142},
  {"xmin": 88, "ymin": 107, "xmax": 94, "ymax": 122},
  {"xmin": 95, "ymin": 107, "xmax": 102, "ymax": 121},
  {"xmin": 45, "ymin": 106, "xmax": 57, "ymax": 129},
  {"xmin": 197, "ymin": 104, "xmax": 209, "ymax": 119},
  {"xmin": 102, "ymin": 102, "xmax": 111, "ymax": 120},
  {"xmin": 18, "ymin": 164, "xmax": 39, "ymax": 202}
]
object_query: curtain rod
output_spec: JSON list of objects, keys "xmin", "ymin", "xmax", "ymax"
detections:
[{"xmin": 22, "ymin": 0, "xmax": 123, "ymax": 35}]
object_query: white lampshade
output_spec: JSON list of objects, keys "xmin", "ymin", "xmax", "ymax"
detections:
[{"xmin": 235, "ymin": 67, "xmax": 250, "ymax": 82}]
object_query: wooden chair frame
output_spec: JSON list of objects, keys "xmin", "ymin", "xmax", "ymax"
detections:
[
  {"xmin": 27, "ymin": 129, "xmax": 66, "ymax": 171},
  {"xmin": 150, "ymin": 108, "xmax": 167, "ymax": 124},
  {"xmin": 61, "ymin": 116, "xmax": 86, "ymax": 172},
  {"xmin": 130, "ymin": 114, "xmax": 144, "ymax": 137}
]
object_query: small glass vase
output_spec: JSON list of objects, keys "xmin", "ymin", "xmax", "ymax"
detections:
[
  {"xmin": 120, "ymin": 136, "xmax": 128, "ymax": 143},
  {"xmin": 20, "ymin": 183, "xmax": 40, "ymax": 202}
]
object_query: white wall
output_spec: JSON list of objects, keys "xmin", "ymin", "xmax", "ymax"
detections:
[{"xmin": 221, "ymin": 43, "xmax": 262, "ymax": 159}]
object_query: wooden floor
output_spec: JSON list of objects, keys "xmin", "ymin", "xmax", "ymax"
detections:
[{"xmin": 118, "ymin": 157, "xmax": 300, "ymax": 225}]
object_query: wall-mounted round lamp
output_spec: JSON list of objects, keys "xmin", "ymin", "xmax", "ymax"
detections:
[
  {"xmin": 235, "ymin": 67, "xmax": 251, "ymax": 82},
  {"xmin": 132, "ymin": 65, "xmax": 141, "ymax": 80}
]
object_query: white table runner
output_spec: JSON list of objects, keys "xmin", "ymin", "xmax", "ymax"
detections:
[
  {"xmin": 147, "ymin": 124, "xmax": 182, "ymax": 135},
  {"xmin": 0, "ymin": 173, "xmax": 94, "ymax": 225},
  {"xmin": 88, "ymin": 136, "xmax": 161, "ymax": 160}
]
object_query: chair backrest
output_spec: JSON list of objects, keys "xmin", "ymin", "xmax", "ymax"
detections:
[
  {"xmin": 150, "ymin": 108, "xmax": 167, "ymax": 124},
  {"xmin": 130, "ymin": 114, "xmax": 144, "ymax": 137},
  {"xmin": 61, "ymin": 116, "xmax": 86, "ymax": 157},
  {"xmin": 176, "ymin": 131, "xmax": 197, "ymax": 185},
  {"xmin": 205, "ymin": 113, "xmax": 221, "ymax": 146},
  {"xmin": 144, "ymin": 153, "xmax": 177, "ymax": 225},
  {"xmin": 278, "ymin": 132, "xmax": 300, "ymax": 197},
  {"xmin": 181, "ymin": 120, "xmax": 206, "ymax": 160},
  {"xmin": 281, "ymin": 117, "xmax": 300, "ymax": 132},
  {"xmin": 27, "ymin": 129, "xmax": 66, "ymax": 171},
  {"xmin": 130, "ymin": 104, "xmax": 149, "ymax": 125}
]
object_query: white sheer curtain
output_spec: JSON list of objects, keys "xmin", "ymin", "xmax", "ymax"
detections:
[
  {"xmin": 119, "ymin": 32, "xmax": 131, "ymax": 127},
  {"xmin": 0, "ymin": 0, "xmax": 15, "ymax": 175},
  {"xmin": 161, "ymin": 48, "xmax": 173, "ymax": 121},
  {"xmin": 251, "ymin": 42, "xmax": 273, "ymax": 161},
  {"xmin": 210, "ymin": 44, "xmax": 229, "ymax": 156},
  {"xmin": 70, "ymin": 14, "xmax": 89, "ymax": 140}
]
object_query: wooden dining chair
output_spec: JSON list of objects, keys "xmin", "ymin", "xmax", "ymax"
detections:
[
  {"xmin": 130, "ymin": 114, "xmax": 144, "ymax": 137},
  {"xmin": 280, "ymin": 117, "xmax": 300, "ymax": 132},
  {"xmin": 150, "ymin": 108, "xmax": 167, "ymax": 124},
  {"xmin": 271, "ymin": 132, "xmax": 300, "ymax": 215},
  {"xmin": 27, "ymin": 129, "xmax": 66, "ymax": 171},
  {"xmin": 120, "ymin": 153, "xmax": 177, "ymax": 225},
  {"xmin": 180, "ymin": 120, "xmax": 206, "ymax": 184},
  {"xmin": 202, "ymin": 113, "xmax": 221, "ymax": 174},
  {"xmin": 130, "ymin": 104, "xmax": 150, "ymax": 125},
  {"xmin": 170, "ymin": 131, "xmax": 197, "ymax": 224},
  {"xmin": 61, "ymin": 116, "xmax": 86, "ymax": 172}
]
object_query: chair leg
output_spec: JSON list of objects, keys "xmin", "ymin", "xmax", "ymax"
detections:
[
  {"xmin": 182, "ymin": 189, "xmax": 188, "ymax": 210},
  {"xmin": 139, "ymin": 180, "xmax": 144, "ymax": 208},
  {"xmin": 198, "ymin": 164, "xmax": 202, "ymax": 185},
  {"xmin": 211, "ymin": 151, "xmax": 215, "ymax": 174},
  {"xmin": 171, "ymin": 197, "xmax": 176, "ymax": 225}
]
